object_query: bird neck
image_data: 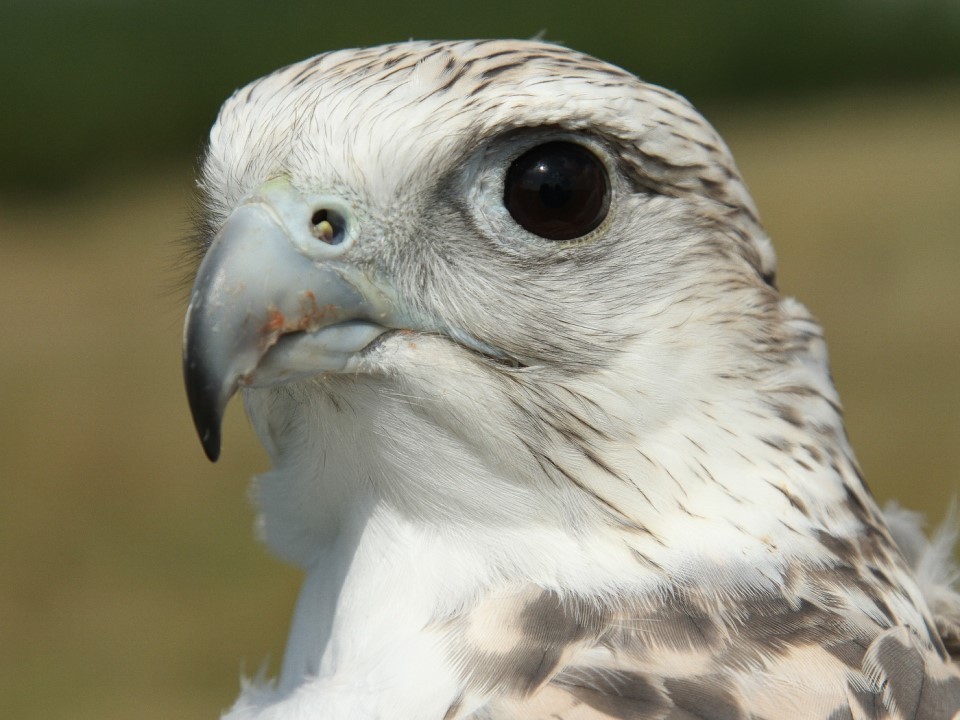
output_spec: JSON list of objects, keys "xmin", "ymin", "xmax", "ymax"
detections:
[{"xmin": 244, "ymin": 336, "xmax": 882, "ymax": 591}]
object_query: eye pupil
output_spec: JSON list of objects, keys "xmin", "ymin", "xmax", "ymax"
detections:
[
  {"xmin": 504, "ymin": 141, "xmax": 610, "ymax": 241},
  {"xmin": 539, "ymin": 174, "xmax": 569, "ymax": 209}
]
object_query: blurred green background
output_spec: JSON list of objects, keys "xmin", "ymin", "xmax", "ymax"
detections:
[{"xmin": 1, "ymin": 1, "xmax": 958, "ymax": 717}]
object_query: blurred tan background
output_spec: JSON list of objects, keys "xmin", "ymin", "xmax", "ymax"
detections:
[{"xmin": 1, "ymin": 2, "xmax": 958, "ymax": 718}]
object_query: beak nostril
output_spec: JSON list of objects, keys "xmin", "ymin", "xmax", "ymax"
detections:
[{"xmin": 310, "ymin": 208, "xmax": 346, "ymax": 245}]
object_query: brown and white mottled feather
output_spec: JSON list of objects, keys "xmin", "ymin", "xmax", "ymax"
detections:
[{"xmin": 185, "ymin": 40, "xmax": 960, "ymax": 720}]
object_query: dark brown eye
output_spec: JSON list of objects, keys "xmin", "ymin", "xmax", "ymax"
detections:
[{"xmin": 503, "ymin": 141, "xmax": 610, "ymax": 241}]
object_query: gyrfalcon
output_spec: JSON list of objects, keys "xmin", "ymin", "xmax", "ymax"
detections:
[{"xmin": 182, "ymin": 40, "xmax": 960, "ymax": 719}]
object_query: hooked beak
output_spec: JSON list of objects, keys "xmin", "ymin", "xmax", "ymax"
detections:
[{"xmin": 182, "ymin": 177, "xmax": 399, "ymax": 461}]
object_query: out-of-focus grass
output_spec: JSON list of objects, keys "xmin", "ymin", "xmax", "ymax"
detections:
[{"xmin": 0, "ymin": 86, "xmax": 957, "ymax": 718}]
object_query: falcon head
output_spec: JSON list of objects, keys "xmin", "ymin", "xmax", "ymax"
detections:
[
  {"xmin": 182, "ymin": 38, "xmax": 873, "ymax": 573},
  {"xmin": 182, "ymin": 39, "xmax": 847, "ymax": 567},
  {"xmin": 182, "ymin": 40, "xmax": 960, "ymax": 719},
  {"xmin": 185, "ymin": 42, "xmax": 782, "ymax": 455}
]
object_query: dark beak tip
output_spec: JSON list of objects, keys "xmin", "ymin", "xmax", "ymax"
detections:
[
  {"xmin": 183, "ymin": 356, "xmax": 227, "ymax": 464},
  {"xmin": 201, "ymin": 428, "xmax": 222, "ymax": 463},
  {"xmin": 186, "ymin": 393, "xmax": 224, "ymax": 463}
]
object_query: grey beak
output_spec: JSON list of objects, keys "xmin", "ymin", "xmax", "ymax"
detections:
[{"xmin": 182, "ymin": 178, "xmax": 396, "ymax": 461}]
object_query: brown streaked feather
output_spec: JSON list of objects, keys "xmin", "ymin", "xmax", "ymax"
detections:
[{"xmin": 440, "ymin": 572, "xmax": 960, "ymax": 719}]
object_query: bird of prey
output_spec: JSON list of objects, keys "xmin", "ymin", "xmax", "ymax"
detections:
[{"xmin": 182, "ymin": 40, "xmax": 960, "ymax": 719}]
